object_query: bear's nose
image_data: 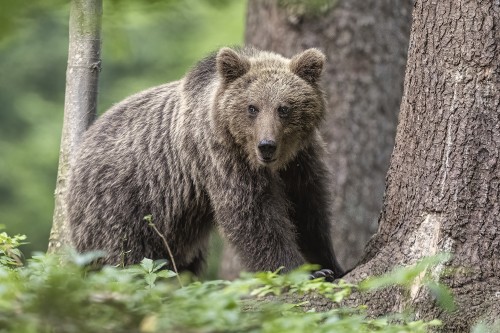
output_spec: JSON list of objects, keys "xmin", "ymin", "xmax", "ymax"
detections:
[{"xmin": 258, "ymin": 139, "xmax": 277, "ymax": 161}]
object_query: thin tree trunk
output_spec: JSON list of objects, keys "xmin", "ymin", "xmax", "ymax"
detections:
[
  {"xmin": 48, "ymin": 0, "xmax": 102, "ymax": 253},
  {"xmin": 344, "ymin": 0, "xmax": 500, "ymax": 330},
  {"xmin": 219, "ymin": 0, "xmax": 411, "ymax": 278}
]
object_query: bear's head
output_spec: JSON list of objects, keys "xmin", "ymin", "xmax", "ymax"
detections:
[{"xmin": 214, "ymin": 47, "xmax": 326, "ymax": 171}]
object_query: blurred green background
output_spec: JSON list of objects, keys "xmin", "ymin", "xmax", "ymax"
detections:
[{"xmin": 0, "ymin": 0, "xmax": 246, "ymax": 258}]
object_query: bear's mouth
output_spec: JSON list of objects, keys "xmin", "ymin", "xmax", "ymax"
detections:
[{"xmin": 257, "ymin": 157, "xmax": 277, "ymax": 165}]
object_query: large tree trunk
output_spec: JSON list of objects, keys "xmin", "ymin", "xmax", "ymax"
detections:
[
  {"xmin": 219, "ymin": 0, "xmax": 411, "ymax": 278},
  {"xmin": 345, "ymin": 0, "xmax": 499, "ymax": 330},
  {"xmin": 48, "ymin": 0, "xmax": 102, "ymax": 253}
]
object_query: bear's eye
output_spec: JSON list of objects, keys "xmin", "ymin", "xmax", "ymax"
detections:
[
  {"xmin": 248, "ymin": 105, "xmax": 258, "ymax": 116},
  {"xmin": 277, "ymin": 106, "xmax": 290, "ymax": 118}
]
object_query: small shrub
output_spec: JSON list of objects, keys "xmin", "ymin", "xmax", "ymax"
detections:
[
  {"xmin": 0, "ymin": 225, "xmax": 26, "ymax": 268},
  {"xmin": 0, "ymin": 230, "xmax": 445, "ymax": 333}
]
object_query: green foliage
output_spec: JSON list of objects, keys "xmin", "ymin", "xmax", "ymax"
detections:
[
  {"xmin": 360, "ymin": 254, "xmax": 450, "ymax": 290},
  {"xmin": 0, "ymin": 231, "xmax": 447, "ymax": 333},
  {"xmin": 360, "ymin": 253, "xmax": 456, "ymax": 312},
  {"xmin": 0, "ymin": 225, "xmax": 27, "ymax": 268}
]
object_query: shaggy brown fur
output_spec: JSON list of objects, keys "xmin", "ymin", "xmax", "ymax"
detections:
[{"xmin": 68, "ymin": 47, "xmax": 344, "ymax": 277}]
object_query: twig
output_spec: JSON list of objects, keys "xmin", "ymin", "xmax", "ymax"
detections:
[{"xmin": 144, "ymin": 215, "xmax": 183, "ymax": 287}]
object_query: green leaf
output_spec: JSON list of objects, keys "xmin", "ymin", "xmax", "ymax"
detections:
[
  {"xmin": 359, "ymin": 253, "xmax": 452, "ymax": 291},
  {"xmin": 145, "ymin": 273, "xmax": 157, "ymax": 288},
  {"xmin": 140, "ymin": 258, "xmax": 154, "ymax": 273},
  {"xmin": 152, "ymin": 259, "xmax": 168, "ymax": 272},
  {"xmin": 157, "ymin": 270, "xmax": 177, "ymax": 279},
  {"xmin": 426, "ymin": 281, "xmax": 456, "ymax": 312}
]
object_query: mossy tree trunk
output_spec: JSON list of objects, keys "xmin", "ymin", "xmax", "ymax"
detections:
[
  {"xmin": 342, "ymin": 0, "xmax": 499, "ymax": 330},
  {"xmin": 48, "ymin": 0, "xmax": 102, "ymax": 253},
  {"xmin": 219, "ymin": 0, "xmax": 412, "ymax": 279}
]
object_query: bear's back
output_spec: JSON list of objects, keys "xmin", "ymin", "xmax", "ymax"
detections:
[{"xmin": 68, "ymin": 79, "xmax": 214, "ymax": 264}]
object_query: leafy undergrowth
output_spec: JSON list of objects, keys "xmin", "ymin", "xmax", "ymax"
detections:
[{"xmin": 0, "ymin": 228, "xmax": 444, "ymax": 333}]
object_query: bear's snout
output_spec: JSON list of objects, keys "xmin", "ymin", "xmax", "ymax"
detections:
[{"xmin": 257, "ymin": 139, "xmax": 277, "ymax": 162}]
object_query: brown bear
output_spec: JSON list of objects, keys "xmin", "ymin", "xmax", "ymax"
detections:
[{"xmin": 68, "ymin": 47, "xmax": 344, "ymax": 279}]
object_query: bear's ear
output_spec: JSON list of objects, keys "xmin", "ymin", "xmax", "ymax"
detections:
[
  {"xmin": 216, "ymin": 48, "xmax": 251, "ymax": 84},
  {"xmin": 289, "ymin": 48, "xmax": 326, "ymax": 84}
]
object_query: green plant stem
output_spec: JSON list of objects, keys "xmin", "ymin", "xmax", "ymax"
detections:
[{"xmin": 147, "ymin": 221, "xmax": 183, "ymax": 287}]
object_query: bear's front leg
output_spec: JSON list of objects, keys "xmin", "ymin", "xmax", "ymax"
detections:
[
  {"xmin": 280, "ymin": 145, "xmax": 345, "ymax": 278},
  {"xmin": 207, "ymin": 170, "xmax": 305, "ymax": 272}
]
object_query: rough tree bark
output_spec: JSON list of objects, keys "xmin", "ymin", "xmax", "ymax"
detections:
[
  {"xmin": 219, "ymin": 0, "xmax": 412, "ymax": 279},
  {"xmin": 48, "ymin": 0, "xmax": 102, "ymax": 253},
  {"xmin": 342, "ymin": 0, "xmax": 499, "ymax": 331}
]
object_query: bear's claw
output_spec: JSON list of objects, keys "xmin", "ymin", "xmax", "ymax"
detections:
[{"xmin": 310, "ymin": 269, "xmax": 336, "ymax": 282}]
